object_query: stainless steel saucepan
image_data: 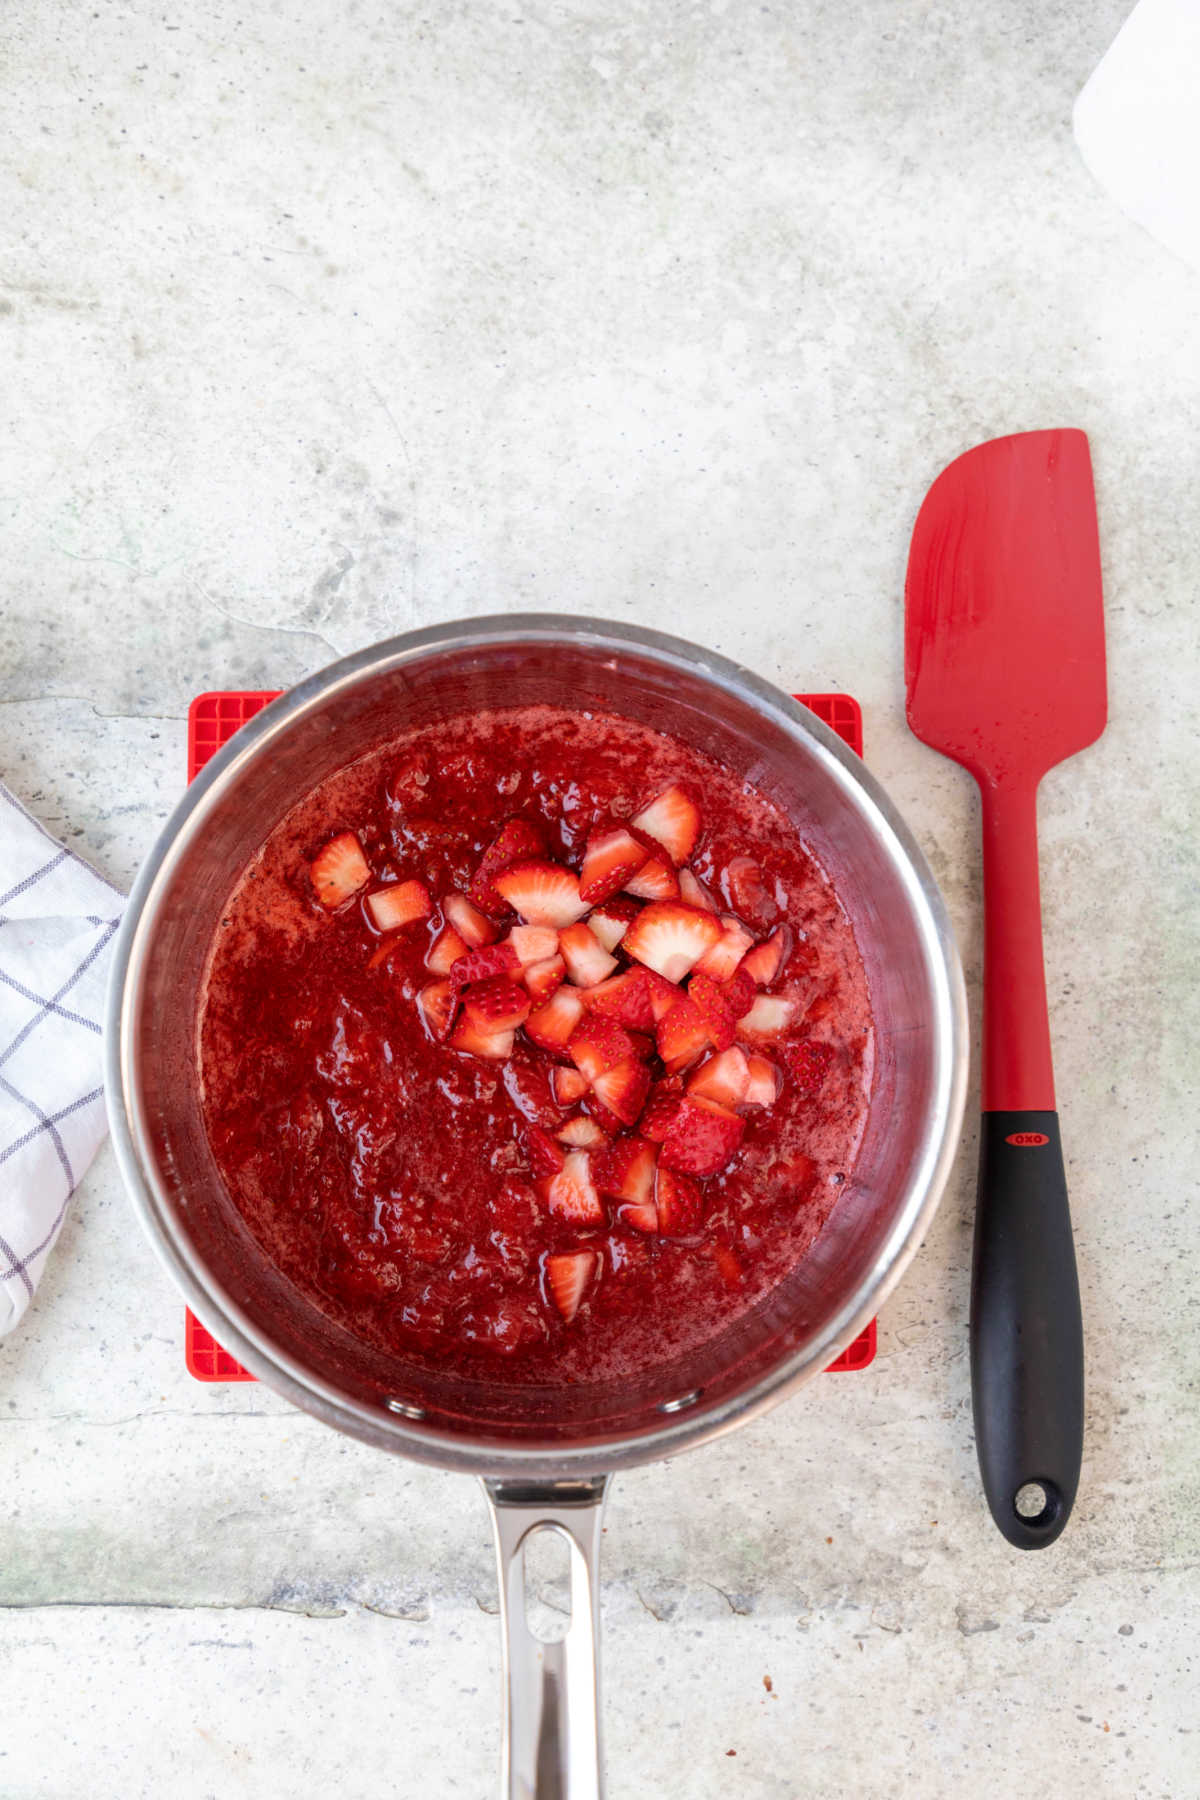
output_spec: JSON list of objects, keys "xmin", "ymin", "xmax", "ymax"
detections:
[{"xmin": 106, "ymin": 615, "xmax": 966, "ymax": 1798}]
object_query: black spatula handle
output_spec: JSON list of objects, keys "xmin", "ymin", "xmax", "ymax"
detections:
[{"xmin": 970, "ymin": 1112, "xmax": 1083, "ymax": 1548}]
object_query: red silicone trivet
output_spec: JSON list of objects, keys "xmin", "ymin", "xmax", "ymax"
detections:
[{"xmin": 184, "ymin": 688, "xmax": 875, "ymax": 1380}]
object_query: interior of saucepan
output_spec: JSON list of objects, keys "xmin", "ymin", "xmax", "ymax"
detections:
[{"xmin": 121, "ymin": 631, "xmax": 949, "ymax": 1459}]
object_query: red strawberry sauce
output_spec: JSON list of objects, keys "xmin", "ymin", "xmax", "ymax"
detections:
[{"xmin": 198, "ymin": 705, "xmax": 874, "ymax": 1383}]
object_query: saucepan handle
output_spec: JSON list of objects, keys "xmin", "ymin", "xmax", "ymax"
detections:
[{"xmin": 482, "ymin": 1474, "xmax": 611, "ymax": 1800}]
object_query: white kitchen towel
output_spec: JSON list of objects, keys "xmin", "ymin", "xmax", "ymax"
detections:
[
  {"xmin": 1074, "ymin": 0, "xmax": 1200, "ymax": 272},
  {"xmin": 0, "ymin": 783, "xmax": 124, "ymax": 1337}
]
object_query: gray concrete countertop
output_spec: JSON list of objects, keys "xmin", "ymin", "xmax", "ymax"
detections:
[{"xmin": 2, "ymin": 2, "xmax": 1196, "ymax": 1795}]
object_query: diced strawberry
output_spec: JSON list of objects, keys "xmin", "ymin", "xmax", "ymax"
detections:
[
  {"xmin": 656, "ymin": 995, "xmax": 713, "ymax": 1073},
  {"xmin": 624, "ymin": 853, "xmax": 680, "ymax": 902},
  {"xmin": 687, "ymin": 1046, "xmax": 751, "ymax": 1108},
  {"xmin": 543, "ymin": 1247, "xmax": 599, "ymax": 1322},
  {"xmin": 494, "ymin": 860, "xmax": 589, "ymax": 928},
  {"xmin": 722, "ymin": 856, "xmax": 780, "ymax": 928},
  {"xmin": 556, "ymin": 1114, "xmax": 609, "ymax": 1149},
  {"xmin": 417, "ymin": 980, "xmax": 458, "ymax": 1042},
  {"xmin": 588, "ymin": 897, "xmax": 640, "ymax": 952},
  {"xmin": 507, "ymin": 924, "xmax": 561, "ymax": 968},
  {"xmin": 450, "ymin": 942, "xmax": 522, "ymax": 990},
  {"xmin": 743, "ymin": 1053, "xmax": 784, "ymax": 1108},
  {"xmin": 622, "ymin": 902, "xmax": 722, "ymax": 983},
  {"xmin": 463, "ymin": 976, "xmax": 532, "ymax": 1035},
  {"xmin": 678, "ymin": 867, "xmax": 716, "ymax": 912},
  {"xmin": 524, "ymin": 954, "xmax": 566, "ymax": 1005},
  {"xmin": 591, "ymin": 1058, "xmax": 651, "ymax": 1127},
  {"xmin": 639, "ymin": 1075, "xmax": 685, "ymax": 1142},
  {"xmin": 365, "ymin": 878, "xmax": 433, "ymax": 933},
  {"xmin": 525, "ymin": 985, "xmax": 587, "ymax": 1055},
  {"xmin": 444, "ymin": 892, "xmax": 499, "ymax": 948},
  {"xmin": 739, "ymin": 924, "xmax": 793, "ymax": 988},
  {"xmin": 470, "ymin": 818, "xmax": 547, "ymax": 915},
  {"xmin": 502, "ymin": 1058, "xmax": 560, "ymax": 1127},
  {"xmin": 541, "ymin": 1151, "xmax": 605, "ymax": 1227},
  {"xmin": 660, "ymin": 1096, "xmax": 745, "ymax": 1178},
  {"xmin": 583, "ymin": 1093, "xmax": 627, "ymax": 1137},
  {"xmin": 551, "ymin": 1066, "xmax": 590, "ymax": 1106},
  {"xmin": 426, "ymin": 923, "xmax": 469, "ymax": 976},
  {"xmin": 644, "ymin": 968, "xmax": 682, "ymax": 1023},
  {"xmin": 617, "ymin": 1199, "xmax": 659, "ymax": 1233},
  {"xmin": 569, "ymin": 1016, "xmax": 638, "ymax": 1084},
  {"xmin": 524, "ymin": 1123, "xmax": 566, "ymax": 1176},
  {"xmin": 449, "ymin": 1016, "xmax": 516, "ymax": 1060},
  {"xmin": 720, "ymin": 967, "xmax": 758, "ymax": 1019},
  {"xmin": 696, "ymin": 915, "xmax": 756, "ymax": 982},
  {"xmin": 654, "ymin": 1165, "xmax": 704, "ymax": 1237},
  {"xmin": 738, "ymin": 995, "xmax": 796, "ymax": 1039},
  {"xmin": 310, "ymin": 832, "xmax": 370, "ymax": 908},
  {"xmin": 632, "ymin": 784, "xmax": 701, "ymax": 865},
  {"xmin": 712, "ymin": 1242, "xmax": 743, "ymax": 1287},
  {"xmin": 594, "ymin": 1136, "xmax": 657, "ymax": 1206},
  {"xmin": 687, "ymin": 972, "xmax": 737, "ymax": 1052},
  {"xmin": 578, "ymin": 825, "xmax": 648, "ymax": 905},
  {"xmin": 582, "ymin": 967, "xmax": 655, "ymax": 1031},
  {"xmin": 785, "ymin": 1038, "xmax": 835, "ymax": 1097},
  {"xmin": 559, "ymin": 921, "xmax": 619, "ymax": 988}
]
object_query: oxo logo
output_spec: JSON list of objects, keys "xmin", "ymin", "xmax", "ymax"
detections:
[{"xmin": 1005, "ymin": 1131, "xmax": 1049, "ymax": 1147}]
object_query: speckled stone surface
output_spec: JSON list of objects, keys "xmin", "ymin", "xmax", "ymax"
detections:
[{"xmin": 2, "ymin": 2, "xmax": 1197, "ymax": 1795}]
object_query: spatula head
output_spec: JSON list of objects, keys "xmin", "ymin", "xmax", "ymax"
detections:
[{"xmin": 905, "ymin": 430, "xmax": 1107, "ymax": 785}]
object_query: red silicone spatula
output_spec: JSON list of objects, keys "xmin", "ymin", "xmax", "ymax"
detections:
[{"xmin": 905, "ymin": 429, "xmax": 1106, "ymax": 1549}]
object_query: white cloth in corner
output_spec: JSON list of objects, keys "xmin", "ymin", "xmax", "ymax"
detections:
[
  {"xmin": 1074, "ymin": 0, "xmax": 1200, "ymax": 272},
  {"xmin": 0, "ymin": 783, "xmax": 124, "ymax": 1337}
]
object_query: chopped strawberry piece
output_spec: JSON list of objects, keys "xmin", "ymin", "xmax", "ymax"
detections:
[
  {"xmin": 738, "ymin": 995, "xmax": 796, "ymax": 1039},
  {"xmin": 624, "ymin": 853, "xmax": 680, "ymax": 902},
  {"xmin": 742, "ymin": 1053, "xmax": 784, "ymax": 1108},
  {"xmin": 444, "ymin": 892, "xmax": 499, "ymax": 948},
  {"xmin": 417, "ymin": 980, "xmax": 458, "ymax": 1042},
  {"xmin": 639, "ymin": 1075, "xmax": 685, "ymax": 1142},
  {"xmin": 687, "ymin": 972, "xmax": 737, "ymax": 1052},
  {"xmin": 739, "ymin": 924, "xmax": 793, "ymax": 988},
  {"xmin": 502, "ymin": 1058, "xmax": 560, "ymax": 1127},
  {"xmin": 592, "ymin": 1058, "xmax": 651, "ymax": 1127},
  {"xmin": 583, "ymin": 1093, "xmax": 627, "ymax": 1137},
  {"xmin": 632, "ymin": 784, "xmax": 701, "ymax": 865},
  {"xmin": 494, "ymin": 860, "xmax": 589, "ymax": 928},
  {"xmin": 450, "ymin": 942, "xmax": 522, "ymax": 990},
  {"xmin": 594, "ymin": 1136, "xmax": 657, "ymax": 1206},
  {"xmin": 559, "ymin": 921, "xmax": 619, "ymax": 988},
  {"xmin": 687, "ymin": 1046, "xmax": 751, "ymax": 1108},
  {"xmin": 569, "ymin": 1016, "xmax": 638, "ymax": 1084},
  {"xmin": 582, "ymin": 967, "xmax": 655, "ymax": 1031},
  {"xmin": 785, "ymin": 1038, "xmax": 835, "ymax": 1097},
  {"xmin": 426, "ymin": 923, "xmax": 469, "ymax": 976},
  {"xmin": 524, "ymin": 1123, "xmax": 567, "ymax": 1176},
  {"xmin": 550, "ymin": 1066, "xmax": 590, "ymax": 1106},
  {"xmin": 617, "ymin": 1199, "xmax": 659, "ymax": 1234},
  {"xmin": 525, "ymin": 985, "xmax": 587, "ymax": 1055},
  {"xmin": 678, "ymin": 867, "xmax": 716, "ymax": 912},
  {"xmin": 556, "ymin": 1114, "xmax": 609, "ymax": 1149},
  {"xmin": 656, "ymin": 994, "xmax": 713, "ymax": 1073},
  {"xmin": 695, "ymin": 915, "xmax": 756, "ymax": 982},
  {"xmin": 541, "ymin": 1151, "xmax": 605, "ymax": 1227},
  {"xmin": 365, "ymin": 878, "xmax": 433, "ymax": 933},
  {"xmin": 622, "ymin": 901, "xmax": 722, "ymax": 983},
  {"xmin": 660, "ymin": 1095, "xmax": 745, "ymax": 1178},
  {"xmin": 449, "ymin": 1016, "xmax": 516, "ymax": 1060},
  {"xmin": 470, "ymin": 818, "xmax": 547, "ymax": 915},
  {"xmin": 310, "ymin": 831, "xmax": 370, "ymax": 908},
  {"xmin": 578, "ymin": 825, "xmax": 648, "ymax": 905},
  {"xmin": 712, "ymin": 1243, "xmax": 742, "ymax": 1287},
  {"xmin": 463, "ymin": 975, "xmax": 532, "ymax": 1035},
  {"xmin": 543, "ymin": 1247, "xmax": 599, "ymax": 1322},
  {"xmin": 722, "ymin": 855, "xmax": 780, "ymax": 928},
  {"xmin": 643, "ymin": 968, "xmax": 682, "ymax": 1023},
  {"xmin": 524, "ymin": 954, "xmax": 566, "ymax": 1005},
  {"xmin": 507, "ymin": 924, "xmax": 561, "ymax": 968},
  {"xmin": 654, "ymin": 1165, "xmax": 704, "ymax": 1237},
  {"xmin": 588, "ymin": 897, "xmax": 640, "ymax": 952},
  {"xmin": 720, "ymin": 967, "xmax": 758, "ymax": 1019}
]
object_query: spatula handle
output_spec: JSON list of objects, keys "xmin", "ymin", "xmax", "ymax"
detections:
[{"xmin": 974, "ymin": 781, "xmax": 1083, "ymax": 1547}]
